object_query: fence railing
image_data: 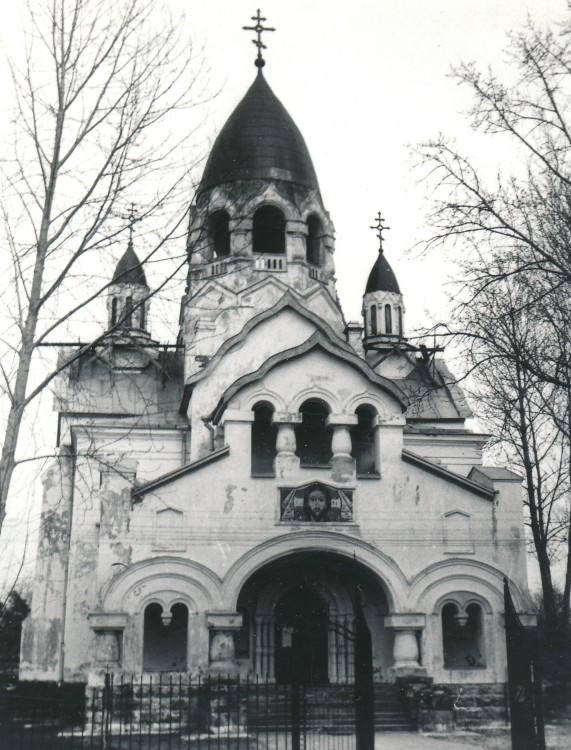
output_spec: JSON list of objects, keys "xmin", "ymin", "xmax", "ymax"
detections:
[{"xmin": 0, "ymin": 675, "xmax": 366, "ymax": 750}]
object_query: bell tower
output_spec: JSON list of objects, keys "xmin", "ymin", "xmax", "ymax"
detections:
[{"xmin": 180, "ymin": 13, "xmax": 344, "ymax": 378}]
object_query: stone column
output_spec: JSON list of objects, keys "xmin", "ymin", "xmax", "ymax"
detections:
[
  {"xmin": 273, "ymin": 412, "xmax": 302, "ymax": 478},
  {"xmin": 230, "ymin": 217, "xmax": 253, "ymax": 257},
  {"xmin": 384, "ymin": 613, "xmax": 426, "ymax": 679},
  {"xmin": 207, "ymin": 612, "xmax": 243, "ymax": 676},
  {"xmin": 285, "ymin": 219, "xmax": 308, "ymax": 262},
  {"xmin": 326, "ymin": 415, "xmax": 357, "ymax": 482}
]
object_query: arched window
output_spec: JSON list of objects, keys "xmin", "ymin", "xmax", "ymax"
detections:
[
  {"xmin": 306, "ymin": 214, "xmax": 322, "ymax": 266},
  {"xmin": 296, "ymin": 399, "xmax": 331, "ymax": 466},
  {"xmin": 124, "ymin": 296, "xmax": 133, "ymax": 328},
  {"xmin": 143, "ymin": 602, "xmax": 188, "ymax": 672},
  {"xmin": 139, "ymin": 301, "xmax": 146, "ymax": 330},
  {"xmin": 370, "ymin": 305, "xmax": 377, "ymax": 335},
  {"xmin": 111, "ymin": 298, "xmax": 119, "ymax": 326},
  {"xmin": 384, "ymin": 304, "xmax": 392, "ymax": 334},
  {"xmin": 442, "ymin": 602, "xmax": 486, "ymax": 669},
  {"xmin": 253, "ymin": 205, "xmax": 286, "ymax": 255},
  {"xmin": 251, "ymin": 401, "xmax": 277, "ymax": 475},
  {"xmin": 397, "ymin": 306, "xmax": 403, "ymax": 336},
  {"xmin": 207, "ymin": 210, "xmax": 230, "ymax": 257},
  {"xmin": 351, "ymin": 405, "xmax": 378, "ymax": 476}
]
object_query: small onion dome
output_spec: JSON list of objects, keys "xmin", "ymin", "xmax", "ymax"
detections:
[
  {"xmin": 198, "ymin": 71, "xmax": 320, "ymax": 194},
  {"xmin": 112, "ymin": 242, "xmax": 147, "ymax": 287},
  {"xmin": 365, "ymin": 252, "xmax": 400, "ymax": 294}
]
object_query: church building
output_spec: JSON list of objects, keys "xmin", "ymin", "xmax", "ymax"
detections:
[{"xmin": 21, "ymin": 18, "xmax": 533, "ymax": 722}]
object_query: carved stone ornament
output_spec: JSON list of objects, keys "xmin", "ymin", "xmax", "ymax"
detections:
[{"xmin": 280, "ymin": 482, "xmax": 353, "ymax": 522}]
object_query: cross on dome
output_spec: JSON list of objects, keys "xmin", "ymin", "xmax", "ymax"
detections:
[
  {"xmin": 243, "ymin": 9, "xmax": 275, "ymax": 69},
  {"xmin": 370, "ymin": 211, "xmax": 390, "ymax": 254}
]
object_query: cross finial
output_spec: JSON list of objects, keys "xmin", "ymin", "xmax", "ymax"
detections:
[
  {"xmin": 370, "ymin": 211, "xmax": 390, "ymax": 253},
  {"xmin": 243, "ymin": 9, "xmax": 275, "ymax": 69},
  {"xmin": 128, "ymin": 203, "xmax": 137, "ymax": 246}
]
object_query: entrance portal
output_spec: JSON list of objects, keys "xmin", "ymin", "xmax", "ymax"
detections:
[
  {"xmin": 237, "ymin": 550, "xmax": 390, "ymax": 683},
  {"xmin": 275, "ymin": 585, "xmax": 328, "ymax": 684}
]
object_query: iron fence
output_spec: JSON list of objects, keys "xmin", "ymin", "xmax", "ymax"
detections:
[{"xmin": 0, "ymin": 674, "xmax": 386, "ymax": 750}]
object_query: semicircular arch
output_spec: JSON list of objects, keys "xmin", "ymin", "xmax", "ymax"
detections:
[
  {"xmin": 102, "ymin": 556, "xmax": 222, "ymax": 614},
  {"xmin": 222, "ymin": 532, "xmax": 407, "ymax": 612}
]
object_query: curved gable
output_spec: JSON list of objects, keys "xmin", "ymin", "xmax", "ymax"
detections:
[{"xmin": 209, "ymin": 330, "xmax": 408, "ymax": 422}]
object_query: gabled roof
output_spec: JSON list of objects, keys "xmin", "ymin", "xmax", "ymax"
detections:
[
  {"xmin": 209, "ymin": 329, "xmax": 408, "ymax": 423},
  {"xmin": 402, "ymin": 449, "xmax": 496, "ymax": 500},
  {"xmin": 132, "ymin": 446, "xmax": 230, "ymax": 500}
]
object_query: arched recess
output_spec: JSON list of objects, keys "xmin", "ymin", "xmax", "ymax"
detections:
[
  {"xmin": 253, "ymin": 205, "xmax": 286, "ymax": 254},
  {"xmin": 440, "ymin": 599, "xmax": 487, "ymax": 670},
  {"xmin": 143, "ymin": 601, "xmax": 188, "ymax": 672},
  {"xmin": 251, "ymin": 400, "xmax": 277, "ymax": 475},
  {"xmin": 295, "ymin": 398, "xmax": 331, "ymax": 466},
  {"xmin": 384, "ymin": 304, "xmax": 392, "ymax": 334},
  {"xmin": 234, "ymin": 548, "xmax": 392, "ymax": 684},
  {"xmin": 306, "ymin": 214, "xmax": 323, "ymax": 266},
  {"xmin": 222, "ymin": 532, "xmax": 406, "ymax": 613},
  {"xmin": 351, "ymin": 404, "xmax": 378, "ymax": 476},
  {"xmin": 207, "ymin": 210, "xmax": 230, "ymax": 257},
  {"xmin": 101, "ymin": 556, "xmax": 222, "ymax": 614}
]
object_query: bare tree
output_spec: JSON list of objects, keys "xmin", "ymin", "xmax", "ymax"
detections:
[
  {"xmin": 0, "ymin": 0, "xmax": 207, "ymax": 536},
  {"xmin": 416, "ymin": 15, "xmax": 571, "ymax": 624}
]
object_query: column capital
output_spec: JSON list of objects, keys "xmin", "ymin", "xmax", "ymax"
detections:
[
  {"xmin": 384, "ymin": 613, "xmax": 426, "ymax": 629},
  {"xmin": 272, "ymin": 411, "xmax": 302, "ymax": 425},
  {"xmin": 325, "ymin": 414, "xmax": 358, "ymax": 429},
  {"xmin": 207, "ymin": 612, "xmax": 243, "ymax": 630}
]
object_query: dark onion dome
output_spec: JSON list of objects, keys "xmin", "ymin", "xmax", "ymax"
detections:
[
  {"xmin": 112, "ymin": 242, "xmax": 148, "ymax": 287},
  {"xmin": 365, "ymin": 252, "xmax": 401, "ymax": 294},
  {"xmin": 198, "ymin": 71, "xmax": 320, "ymax": 194}
]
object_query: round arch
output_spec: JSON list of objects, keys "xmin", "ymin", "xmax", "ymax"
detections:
[
  {"xmin": 102, "ymin": 556, "xmax": 223, "ymax": 614},
  {"xmin": 221, "ymin": 532, "xmax": 407, "ymax": 612}
]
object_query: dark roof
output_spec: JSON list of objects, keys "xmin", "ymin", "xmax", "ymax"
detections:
[
  {"xmin": 112, "ymin": 243, "xmax": 147, "ymax": 286},
  {"xmin": 198, "ymin": 71, "xmax": 320, "ymax": 194},
  {"xmin": 365, "ymin": 252, "xmax": 400, "ymax": 294}
]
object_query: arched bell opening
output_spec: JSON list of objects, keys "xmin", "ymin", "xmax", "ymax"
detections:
[
  {"xmin": 253, "ymin": 205, "xmax": 286, "ymax": 255},
  {"xmin": 206, "ymin": 210, "xmax": 231, "ymax": 258},
  {"xmin": 236, "ymin": 550, "xmax": 391, "ymax": 684},
  {"xmin": 142, "ymin": 602, "xmax": 188, "ymax": 672},
  {"xmin": 251, "ymin": 401, "xmax": 278, "ymax": 476},
  {"xmin": 306, "ymin": 214, "xmax": 323, "ymax": 266},
  {"xmin": 351, "ymin": 404, "xmax": 378, "ymax": 477},
  {"xmin": 295, "ymin": 398, "xmax": 331, "ymax": 467}
]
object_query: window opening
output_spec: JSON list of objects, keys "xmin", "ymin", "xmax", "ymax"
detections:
[
  {"xmin": 384, "ymin": 304, "xmax": 392, "ymax": 334},
  {"xmin": 397, "ymin": 306, "xmax": 403, "ymax": 336},
  {"xmin": 351, "ymin": 405, "xmax": 377, "ymax": 476},
  {"xmin": 207, "ymin": 210, "xmax": 230, "ymax": 257},
  {"xmin": 251, "ymin": 402, "xmax": 277, "ymax": 475},
  {"xmin": 111, "ymin": 298, "xmax": 119, "ymax": 326},
  {"xmin": 296, "ymin": 399, "xmax": 331, "ymax": 466},
  {"xmin": 139, "ymin": 302, "xmax": 146, "ymax": 330},
  {"xmin": 442, "ymin": 602, "xmax": 485, "ymax": 669},
  {"xmin": 124, "ymin": 296, "xmax": 133, "ymax": 328},
  {"xmin": 143, "ymin": 602, "xmax": 188, "ymax": 672},
  {"xmin": 253, "ymin": 206, "xmax": 286, "ymax": 254},
  {"xmin": 306, "ymin": 214, "xmax": 322, "ymax": 266},
  {"xmin": 370, "ymin": 305, "xmax": 377, "ymax": 335}
]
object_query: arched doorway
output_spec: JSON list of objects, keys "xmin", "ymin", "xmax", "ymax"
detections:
[
  {"xmin": 275, "ymin": 585, "xmax": 328, "ymax": 684},
  {"xmin": 236, "ymin": 550, "xmax": 391, "ymax": 684}
]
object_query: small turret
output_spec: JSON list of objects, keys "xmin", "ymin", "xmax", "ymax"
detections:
[
  {"xmin": 107, "ymin": 226, "xmax": 150, "ymax": 338},
  {"xmin": 362, "ymin": 213, "xmax": 406, "ymax": 350}
]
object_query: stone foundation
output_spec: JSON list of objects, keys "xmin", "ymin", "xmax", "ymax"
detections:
[{"xmin": 397, "ymin": 678, "xmax": 508, "ymax": 731}]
